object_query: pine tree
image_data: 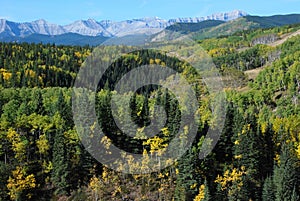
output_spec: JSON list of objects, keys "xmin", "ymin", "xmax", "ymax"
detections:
[
  {"xmin": 203, "ymin": 180, "xmax": 211, "ymax": 201},
  {"xmin": 130, "ymin": 92, "xmax": 138, "ymax": 124},
  {"xmin": 262, "ymin": 176, "xmax": 275, "ymax": 201},
  {"xmin": 51, "ymin": 90, "xmax": 71, "ymax": 196},
  {"xmin": 32, "ymin": 89, "xmax": 45, "ymax": 115},
  {"xmin": 138, "ymin": 94, "xmax": 150, "ymax": 127},
  {"xmin": 274, "ymin": 143, "xmax": 299, "ymax": 201},
  {"xmin": 51, "ymin": 126, "xmax": 70, "ymax": 196},
  {"xmin": 175, "ymin": 148, "xmax": 200, "ymax": 200},
  {"xmin": 291, "ymin": 186, "xmax": 299, "ymax": 201}
]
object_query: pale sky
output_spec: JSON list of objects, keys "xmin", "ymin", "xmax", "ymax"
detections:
[{"xmin": 0, "ymin": 0, "xmax": 299, "ymax": 24}]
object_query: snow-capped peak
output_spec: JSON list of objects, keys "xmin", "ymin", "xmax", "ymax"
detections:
[{"xmin": 0, "ymin": 10, "xmax": 248, "ymax": 38}]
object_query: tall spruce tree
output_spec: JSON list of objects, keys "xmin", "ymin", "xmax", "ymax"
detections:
[
  {"xmin": 274, "ymin": 143, "xmax": 299, "ymax": 201},
  {"xmin": 262, "ymin": 176, "xmax": 275, "ymax": 201},
  {"xmin": 51, "ymin": 89, "xmax": 70, "ymax": 195},
  {"xmin": 51, "ymin": 125, "xmax": 70, "ymax": 195}
]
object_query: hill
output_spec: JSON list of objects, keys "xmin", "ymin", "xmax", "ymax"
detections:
[
  {"xmin": 191, "ymin": 14, "xmax": 300, "ymax": 40},
  {"xmin": 165, "ymin": 20, "xmax": 225, "ymax": 33},
  {"xmin": 245, "ymin": 14, "xmax": 300, "ymax": 28},
  {"xmin": 0, "ymin": 32, "xmax": 108, "ymax": 46}
]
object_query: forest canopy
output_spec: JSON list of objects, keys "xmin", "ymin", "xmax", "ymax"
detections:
[{"xmin": 0, "ymin": 23, "xmax": 299, "ymax": 201}]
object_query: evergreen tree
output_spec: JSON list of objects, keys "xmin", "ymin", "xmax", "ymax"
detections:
[
  {"xmin": 130, "ymin": 92, "xmax": 138, "ymax": 125},
  {"xmin": 175, "ymin": 148, "xmax": 201, "ymax": 200},
  {"xmin": 203, "ymin": 180, "xmax": 211, "ymax": 201},
  {"xmin": 274, "ymin": 143, "xmax": 299, "ymax": 201},
  {"xmin": 262, "ymin": 176, "xmax": 275, "ymax": 201},
  {"xmin": 32, "ymin": 89, "xmax": 45, "ymax": 115},
  {"xmin": 138, "ymin": 94, "xmax": 150, "ymax": 127},
  {"xmin": 291, "ymin": 186, "xmax": 299, "ymax": 201},
  {"xmin": 51, "ymin": 125, "xmax": 70, "ymax": 196},
  {"xmin": 51, "ymin": 90, "xmax": 70, "ymax": 195}
]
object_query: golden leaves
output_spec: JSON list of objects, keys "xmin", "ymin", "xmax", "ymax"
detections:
[
  {"xmin": 6, "ymin": 128, "xmax": 27, "ymax": 162},
  {"xmin": 7, "ymin": 166, "xmax": 36, "ymax": 200},
  {"xmin": 193, "ymin": 184, "xmax": 205, "ymax": 201},
  {"xmin": 36, "ymin": 134, "xmax": 49, "ymax": 155},
  {"xmin": 215, "ymin": 166, "xmax": 247, "ymax": 196}
]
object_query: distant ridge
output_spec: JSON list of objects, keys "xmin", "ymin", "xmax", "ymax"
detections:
[
  {"xmin": 163, "ymin": 13, "xmax": 300, "ymax": 40},
  {"xmin": 244, "ymin": 14, "xmax": 300, "ymax": 28},
  {"xmin": 0, "ymin": 10, "xmax": 247, "ymax": 39},
  {"xmin": 166, "ymin": 20, "xmax": 225, "ymax": 33},
  {"xmin": 2, "ymin": 11, "xmax": 300, "ymax": 46}
]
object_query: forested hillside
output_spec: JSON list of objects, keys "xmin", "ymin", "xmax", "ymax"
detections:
[{"xmin": 0, "ymin": 22, "xmax": 299, "ymax": 201}]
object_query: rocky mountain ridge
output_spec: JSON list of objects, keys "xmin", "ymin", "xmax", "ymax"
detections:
[{"xmin": 0, "ymin": 10, "xmax": 247, "ymax": 38}]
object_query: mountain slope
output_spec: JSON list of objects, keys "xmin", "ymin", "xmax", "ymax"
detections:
[
  {"xmin": 245, "ymin": 14, "xmax": 300, "ymax": 28},
  {"xmin": 0, "ymin": 10, "xmax": 247, "ymax": 38},
  {"xmin": 0, "ymin": 33, "xmax": 108, "ymax": 46},
  {"xmin": 191, "ymin": 14, "xmax": 300, "ymax": 40},
  {"xmin": 63, "ymin": 19, "xmax": 113, "ymax": 37},
  {"xmin": 165, "ymin": 20, "xmax": 225, "ymax": 33},
  {"xmin": 0, "ymin": 19, "xmax": 66, "ymax": 37}
]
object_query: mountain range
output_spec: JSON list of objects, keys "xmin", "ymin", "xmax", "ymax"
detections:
[
  {"xmin": 1, "ymin": 10, "xmax": 300, "ymax": 46},
  {"xmin": 0, "ymin": 10, "xmax": 247, "ymax": 40}
]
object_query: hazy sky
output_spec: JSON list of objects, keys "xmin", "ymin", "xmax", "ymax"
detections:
[{"xmin": 1, "ymin": 0, "xmax": 300, "ymax": 24}]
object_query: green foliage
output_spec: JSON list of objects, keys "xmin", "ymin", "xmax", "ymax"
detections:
[
  {"xmin": 0, "ymin": 23, "xmax": 299, "ymax": 200},
  {"xmin": 262, "ymin": 176, "xmax": 275, "ymax": 201},
  {"xmin": 0, "ymin": 42, "xmax": 91, "ymax": 88},
  {"xmin": 273, "ymin": 143, "xmax": 300, "ymax": 201},
  {"xmin": 51, "ymin": 116, "xmax": 70, "ymax": 196}
]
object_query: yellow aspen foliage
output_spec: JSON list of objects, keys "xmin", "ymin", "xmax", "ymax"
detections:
[
  {"xmin": 215, "ymin": 166, "xmax": 247, "ymax": 196},
  {"xmin": 161, "ymin": 127, "xmax": 170, "ymax": 137},
  {"xmin": 234, "ymin": 154, "xmax": 242, "ymax": 159},
  {"xmin": 143, "ymin": 136, "xmax": 167, "ymax": 155},
  {"xmin": 88, "ymin": 175, "xmax": 103, "ymax": 201},
  {"xmin": 42, "ymin": 161, "xmax": 53, "ymax": 174},
  {"xmin": 272, "ymin": 117, "xmax": 283, "ymax": 134},
  {"xmin": 49, "ymin": 65, "xmax": 63, "ymax": 72},
  {"xmin": 25, "ymin": 69, "xmax": 36, "ymax": 78},
  {"xmin": 155, "ymin": 58, "xmax": 161, "ymax": 65},
  {"xmin": 89, "ymin": 176, "xmax": 101, "ymax": 191},
  {"xmin": 38, "ymin": 64, "xmax": 46, "ymax": 70},
  {"xmin": 190, "ymin": 183, "xmax": 197, "ymax": 190},
  {"xmin": 193, "ymin": 184, "xmax": 205, "ymax": 201},
  {"xmin": 74, "ymin": 51, "xmax": 82, "ymax": 58},
  {"xmin": 149, "ymin": 58, "xmax": 155, "ymax": 65},
  {"xmin": 102, "ymin": 166, "xmax": 109, "ymax": 183},
  {"xmin": 2, "ymin": 71, "xmax": 12, "ymax": 81},
  {"xmin": 36, "ymin": 134, "xmax": 49, "ymax": 155},
  {"xmin": 6, "ymin": 128, "xmax": 27, "ymax": 162},
  {"xmin": 7, "ymin": 166, "xmax": 36, "ymax": 200},
  {"xmin": 296, "ymin": 143, "xmax": 300, "ymax": 159},
  {"xmin": 100, "ymin": 136, "xmax": 112, "ymax": 154},
  {"xmin": 59, "ymin": 54, "xmax": 69, "ymax": 61},
  {"xmin": 260, "ymin": 122, "xmax": 267, "ymax": 134},
  {"xmin": 274, "ymin": 153, "xmax": 280, "ymax": 165},
  {"xmin": 83, "ymin": 49, "xmax": 91, "ymax": 57},
  {"xmin": 0, "ymin": 68, "xmax": 7, "ymax": 73}
]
